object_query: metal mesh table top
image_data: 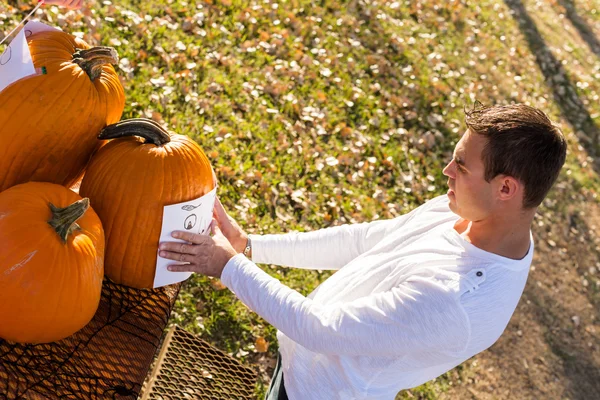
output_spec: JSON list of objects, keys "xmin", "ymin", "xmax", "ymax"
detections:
[
  {"xmin": 142, "ymin": 325, "xmax": 257, "ymax": 400},
  {"xmin": 0, "ymin": 279, "xmax": 180, "ymax": 399}
]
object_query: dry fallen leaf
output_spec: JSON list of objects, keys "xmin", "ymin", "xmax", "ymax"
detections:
[
  {"xmin": 151, "ymin": 111, "xmax": 164, "ymax": 123},
  {"xmin": 255, "ymin": 336, "xmax": 269, "ymax": 353},
  {"xmin": 211, "ymin": 279, "xmax": 227, "ymax": 290}
]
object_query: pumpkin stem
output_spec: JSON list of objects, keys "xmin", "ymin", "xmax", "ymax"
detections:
[
  {"xmin": 98, "ymin": 118, "xmax": 172, "ymax": 146},
  {"xmin": 48, "ymin": 198, "xmax": 90, "ymax": 243},
  {"xmin": 72, "ymin": 47, "xmax": 119, "ymax": 81}
]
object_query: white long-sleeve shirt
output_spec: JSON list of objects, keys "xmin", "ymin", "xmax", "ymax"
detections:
[{"xmin": 220, "ymin": 195, "xmax": 533, "ymax": 399}]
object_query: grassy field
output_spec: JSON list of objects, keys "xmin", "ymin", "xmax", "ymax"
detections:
[{"xmin": 2, "ymin": 0, "xmax": 599, "ymax": 398}]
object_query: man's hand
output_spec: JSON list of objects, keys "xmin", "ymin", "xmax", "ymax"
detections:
[
  {"xmin": 44, "ymin": 0, "xmax": 83, "ymax": 9},
  {"xmin": 159, "ymin": 220, "xmax": 237, "ymax": 279},
  {"xmin": 213, "ymin": 196, "xmax": 248, "ymax": 253}
]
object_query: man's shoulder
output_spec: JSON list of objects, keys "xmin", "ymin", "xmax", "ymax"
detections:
[
  {"xmin": 420, "ymin": 194, "xmax": 451, "ymax": 210},
  {"xmin": 407, "ymin": 194, "xmax": 454, "ymax": 222}
]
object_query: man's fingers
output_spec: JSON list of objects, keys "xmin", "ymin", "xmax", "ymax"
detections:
[
  {"xmin": 171, "ymin": 230, "xmax": 208, "ymax": 244},
  {"xmin": 68, "ymin": 0, "xmax": 83, "ymax": 9},
  {"xmin": 45, "ymin": 0, "xmax": 82, "ymax": 9},
  {"xmin": 211, "ymin": 218, "xmax": 223, "ymax": 236},
  {"xmin": 167, "ymin": 263, "xmax": 211, "ymax": 274},
  {"xmin": 159, "ymin": 250, "xmax": 194, "ymax": 263},
  {"xmin": 167, "ymin": 264, "xmax": 196, "ymax": 273},
  {"xmin": 213, "ymin": 197, "xmax": 229, "ymax": 222},
  {"xmin": 210, "ymin": 218, "xmax": 216, "ymax": 235},
  {"xmin": 159, "ymin": 241, "xmax": 198, "ymax": 254}
]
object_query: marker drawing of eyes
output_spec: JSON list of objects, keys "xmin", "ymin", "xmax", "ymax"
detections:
[
  {"xmin": 181, "ymin": 202, "xmax": 202, "ymax": 212},
  {"xmin": 184, "ymin": 214, "xmax": 197, "ymax": 230}
]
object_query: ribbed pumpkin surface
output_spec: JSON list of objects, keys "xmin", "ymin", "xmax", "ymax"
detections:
[
  {"xmin": 0, "ymin": 30, "xmax": 125, "ymax": 192},
  {"xmin": 79, "ymin": 121, "xmax": 215, "ymax": 289},
  {"xmin": 0, "ymin": 182, "xmax": 105, "ymax": 344}
]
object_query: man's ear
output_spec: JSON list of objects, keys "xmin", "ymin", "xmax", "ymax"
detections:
[{"xmin": 497, "ymin": 175, "xmax": 521, "ymax": 201}]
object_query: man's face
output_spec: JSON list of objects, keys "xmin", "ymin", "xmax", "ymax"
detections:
[{"xmin": 442, "ymin": 129, "xmax": 495, "ymax": 221}]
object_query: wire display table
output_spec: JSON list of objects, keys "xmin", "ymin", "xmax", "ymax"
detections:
[
  {"xmin": 141, "ymin": 325, "xmax": 257, "ymax": 399},
  {"xmin": 0, "ymin": 279, "xmax": 180, "ymax": 399}
]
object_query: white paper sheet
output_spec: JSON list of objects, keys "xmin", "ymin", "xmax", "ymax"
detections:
[
  {"xmin": 0, "ymin": 21, "xmax": 60, "ymax": 93},
  {"xmin": 154, "ymin": 187, "xmax": 218, "ymax": 288}
]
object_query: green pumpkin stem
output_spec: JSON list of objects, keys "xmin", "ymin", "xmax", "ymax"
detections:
[
  {"xmin": 72, "ymin": 47, "xmax": 119, "ymax": 81},
  {"xmin": 48, "ymin": 198, "xmax": 90, "ymax": 243},
  {"xmin": 98, "ymin": 118, "xmax": 172, "ymax": 146}
]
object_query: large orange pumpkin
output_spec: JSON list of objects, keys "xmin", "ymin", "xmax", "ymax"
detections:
[
  {"xmin": 0, "ymin": 182, "xmax": 105, "ymax": 344},
  {"xmin": 80, "ymin": 118, "xmax": 215, "ymax": 289},
  {"xmin": 0, "ymin": 30, "xmax": 125, "ymax": 192}
]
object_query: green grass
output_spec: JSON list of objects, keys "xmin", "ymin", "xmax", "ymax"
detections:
[{"xmin": 2, "ymin": 0, "xmax": 600, "ymax": 397}]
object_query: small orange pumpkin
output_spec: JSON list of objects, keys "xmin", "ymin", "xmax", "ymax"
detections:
[
  {"xmin": 0, "ymin": 182, "xmax": 105, "ymax": 344},
  {"xmin": 80, "ymin": 119, "xmax": 215, "ymax": 289},
  {"xmin": 0, "ymin": 30, "xmax": 125, "ymax": 192}
]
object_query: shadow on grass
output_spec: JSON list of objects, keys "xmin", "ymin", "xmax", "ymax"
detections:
[
  {"xmin": 504, "ymin": 0, "xmax": 600, "ymax": 167},
  {"xmin": 557, "ymin": 0, "xmax": 600, "ymax": 57}
]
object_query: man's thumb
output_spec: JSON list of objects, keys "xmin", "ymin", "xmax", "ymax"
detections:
[
  {"xmin": 213, "ymin": 197, "xmax": 229, "ymax": 223},
  {"xmin": 210, "ymin": 218, "xmax": 221, "ymax": 235}
]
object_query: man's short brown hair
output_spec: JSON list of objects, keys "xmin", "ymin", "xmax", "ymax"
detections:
[{"xmin": 464, "ymin": 103, "xmax": 567, "ymax": 209}]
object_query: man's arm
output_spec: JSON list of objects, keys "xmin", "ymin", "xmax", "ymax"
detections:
[
  {"xmin": 249, "ymin": 195, "xmax": 454, "ymax": 270},
  {"xmin": 216, "ymin": 195, "xmax": 425, "ymax": 270},
  {"xmin": 249, "ymin": 212, "xmax": 418, "ymax": 270},
  {"xmin": 221, "ymin": 254, "xmax": 471, "ymax": 356}
]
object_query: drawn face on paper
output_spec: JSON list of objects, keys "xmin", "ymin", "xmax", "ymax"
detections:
[
  {"xmin": 181, "ymin": 201, "xmax": 203, "ymax": 231},
  {"xmin": 184, "ymin": 214, "xmax": 197, "ymax": 230},
  {"xmin": 179, "ymin": 200, "xmax": 211, "ymax": 234}
]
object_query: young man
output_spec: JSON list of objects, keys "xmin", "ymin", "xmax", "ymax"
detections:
[{"xmin": 160, "ymin": 104, "xmax": 567, "ymax": 400}]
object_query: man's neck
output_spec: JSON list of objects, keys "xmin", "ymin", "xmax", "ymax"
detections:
[{"xmin": 454, "ymin": 211, "xmax": 535, "ymax": 260}]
